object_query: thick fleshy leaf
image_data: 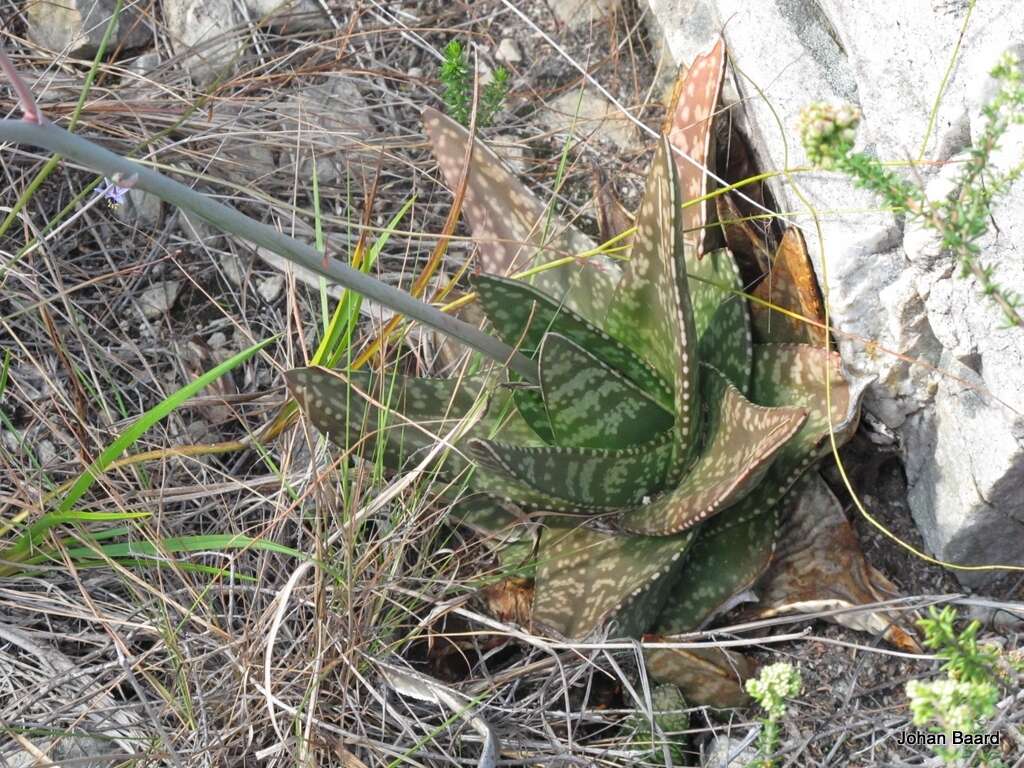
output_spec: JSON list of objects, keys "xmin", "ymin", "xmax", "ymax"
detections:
[
  {"xmin": 447, "ymin": 493, "xmax": 530, "ymax": 537},
  {"xmin": 653, "ymin": 502, "xmax": 778, "ymax": 634},
  {"xmin": 285, "ymin": 366, "xmax": 492, "ymax": 473},
  {"xmin": 474, "ymin": 274, "xmax": 672, "ymax": 408},
  {"xmin": 468, "ymin": 433, "xmax": 674, "ymax": 508},
  {"xmin": 751, "ymin": 474, "xmax": 921, "ymax": 652},
  {"xmin": 749, "ymin": 344, "xmax": 869, "ymax": 495},
  {"xmin": 652, "ymin": 344, "xmax": 870, "ymax": 632},
  {"xmin": 512, "ymin": 387, "xmax": 555, "ymax": 444},
  {"xmin": 539, "ymin": 333, "xmax": 674, "ymax": 449},
  {"xmin": 422, "ymin": 107, "xmax": 618, "ymax": 325},
  {"xmin": 286, "ymin": 366, "xmax": 555, "ymax": 496},
  {"xmin": 605, "ymin": 138, "xmax": 700, "ymax": 473},
  {"xmin": 689, "ymin": 247, "xmax": 752, "ymax": 393},
  {"xmin": 532, "ymin": 522, "xmax": 695, "ymax": 638},
  {"xmin": 665, "ymin": 36, "xmax": 725, "ymax": 262},
  {"xmin": 644, "ymin": 644, "xmax": 752, "ymax": 709},
  {"xmin": 626, "ymin": 684, "xmax": 688, "ymax": 766},
  {"xmin": 620, "ymin": 366, "xmax": 806, "ymax": 536},
  {"xmin": 751, "ymin": 227, "xmax": 828, "ymax": 345}
]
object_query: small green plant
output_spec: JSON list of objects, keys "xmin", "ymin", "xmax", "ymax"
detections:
[
  {"xmin": 440, "ymin": 39, "xmax": 509, "ymax": 128},
  {"xmin": 745, "ymin": 662, "xmax": 802, "ymax": 768},
  {"xmin": 905, "ymin": 607, "xmax": 1006, "ymax": 765},
  {"xmin": 800, "ymin": 51, "xmax": 1024, "ymax": 326}
]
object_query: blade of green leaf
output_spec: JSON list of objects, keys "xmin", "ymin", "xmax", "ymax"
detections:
[
  {"xmin": 689, "ymin": 248, "xmax": 752, "ymax": 393},
  {"xmin": 532, "ymin": 521, "xmax": 695, "ymax": 638},
  {"xmin": 57, "ymin": 338, "xmax": 275, "ymax": 514},
  {"xmin": 620, "ymin": 365, "xmax": 806, "ymax": 535},
  {"xmin": 473, "ymin": 274, "xmax": 672, "ymax": 408},
  {"xmin": 604, "ymin": 138, "xmax": 700, "ymax": 476},
  {"xmin": 422, "ymin": 106, "xmax": 618, "ymax": 325},
  {"xmin": 539, "ymin": 332, "xmax": 674, "ymax": 449},
  {"xmin": 468, "ymin": 433, "xmax": 674, "ymax": 508}
]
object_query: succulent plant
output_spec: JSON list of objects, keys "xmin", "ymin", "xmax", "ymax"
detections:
[{"xmin": 285, "ymin": 39, "xmax": 867, "ymax": 703}]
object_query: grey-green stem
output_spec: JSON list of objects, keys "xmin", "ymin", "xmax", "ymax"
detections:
[{"xmin": 0, "ymin": 119, "xmax": 539, "ymax": 381}]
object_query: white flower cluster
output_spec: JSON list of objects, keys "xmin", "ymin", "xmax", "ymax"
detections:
[
  {"xmin": 745, "ymin": 662, "xmax": 803, "ymax": 720},
  {"xmin": 798, "ymin": 102, "xmax": 862, "ymax": 168}
]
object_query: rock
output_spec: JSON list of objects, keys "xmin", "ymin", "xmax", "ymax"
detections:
[
  {"xmin": 207, "ymin": 331, "xmax": 229, "ymax": 350},
  {"xmin": 496, "ymin": 38, "xmax": 522, "ymax": 65},
  {"xmin": 272, "ymin": 77, "xmax": 376, "ymax": 187},
  {"xmin": 26, "ymin": 0, "xmax": 150, "ymax": 57},
  {"xmin": 138, "ymin": 281, "xmax": 180, "ymax": 319},
  {"xmin": 549, "ymin": 0, "xmax": 620, "ymax": 28},
  {"xmin": 163, "ymin": 0, "xmax": 244, "ymax": 85},
  {"xmin": 2, "ymin": 428, "xmax": 23, "ymax": 454},
  {"xmin": 702, "ymin": 731, "xmax": 759, "ymax": 768},
  {"xmin": 244, "ymin": 0, "xmax": 328, "ymax": 29},
  {"xmin": 647, "ymin": 0, "xmax": 1024, "ymax": 584},
  {"xmin": 37, "ymin": 439, "xmax": 57, "ymax": 467},
  {"xmin": 542, "ymin": 87, "xmax": 639, "ymax": 151},
  {"xmin": 126, "ymin": 51, "xmax": 161, "ymax": 78},
  {"xmin": 257, "ymin": 274, "xmax": 285, "ymax": 303},
  {"xmin": 114, "ymin": 187, "xmax": 162, "ymax": 227},
  {"xmin": 217, "ymin": 253, "xmax": 245, "ymax": 286}
]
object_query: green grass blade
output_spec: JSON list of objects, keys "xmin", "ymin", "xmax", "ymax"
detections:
[{"xmin": 56, "ymin": 337, "xmax": 275, "ymax": 514}]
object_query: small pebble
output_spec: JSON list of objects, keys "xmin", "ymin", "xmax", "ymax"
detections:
[
  {"xmin": 257, "ymin": 274, "xmax": 285, "ymax": 303},
  {"xmin": 496, "ymin": 38, "xmax": 522, "ymax": 64},
  {"xmin": 37, "ymin": 439, "xmax": 56, "ymax": 466},
  {"xmin": 220, "ymin": 254, "xmax": 246, "ymax": 286},
  {"xmin": 139, "ymin": 280, "xmax": 180, "ymax": 319}
]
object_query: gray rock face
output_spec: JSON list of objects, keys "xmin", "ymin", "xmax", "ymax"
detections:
[
  {"xmin": 244, "ymin": 0, "xmax": 330, "ymax": 29},
  {"xmin": 163, "ymin": 0, "xmax": 244, "ymax": 85},
  {"xmin": 648, "ymin": 0, "xmax": 1024, "ymax": 584},
  {"xmin": 271, "ymin": 77, "xmax": 376, "ymax": 187},
  {"xmin": 549, "ymin": 0, "xmax": 621, "ymax": 28},
  {"xmin": 26, "ymin": 0, "xmax": 150, "ymax": 56}
]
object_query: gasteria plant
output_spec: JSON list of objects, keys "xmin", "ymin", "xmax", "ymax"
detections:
[
  {"xmin": 286, "ymin": 41, "xmax": 868, "ymax": 701},
  {"xmin": 0, "ymin": 36, "xmax": 866, "ymax": 705}
]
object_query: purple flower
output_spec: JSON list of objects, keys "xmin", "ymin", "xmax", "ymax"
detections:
[{"xmin": 101, "ymin": 180, "xmax": 130, "ymax": 208}]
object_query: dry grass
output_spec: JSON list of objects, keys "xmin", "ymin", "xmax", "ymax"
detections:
[{"xmin": 1, "ymin": 0, "xmax": 1022, "ymax": 766}]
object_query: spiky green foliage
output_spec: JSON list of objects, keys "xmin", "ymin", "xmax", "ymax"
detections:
[
  {"xmin": 440, "ymin": 39, "xmax": 510, "ymax": 128},
  {"xmin": 287, "ymin": 45, "xmax": 866, "ymax": 702}
]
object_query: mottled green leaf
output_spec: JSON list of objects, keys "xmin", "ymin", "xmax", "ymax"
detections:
[
  {"xmin": 285, "ymin": 366, "xmax": 491, "ymax": 473},
  {"xmin": 285, "ymin": 366, "xmax": 552, "ymax": 478},
  {"xmin": 468, "ymin": 433, "xmax": 673, "ymax": 508},
  {"xmin": 620, "ymin": 366, "xmax": 806, "ymax": 536},
  {"xmin": 627, "ymin": 684, "xmax": 689, "ymax": 765},
  {"xmin": 605, "ymin": 138, "xmax": 700, "ymax": 477},
  {"xmin": 423, "ymin": 106, "xmax": 618, "ymax": 325},
  {"xmin": 748, "ymin": 344, "xmax": 869, "ymax": 497},
  {"xmin": 512, "ymin": 387, "xmax": 555, "ymax": 444},
  {"xmin": 539, "ymin": 332, "xmax": 674, "ymax": 449},
  {"xmin": 690, "ymin": 248, "xmax": 752, "ymax": 393},
  {"xmin": 447, "ymin": 493, "xmax": 529, "ymax": 537},
  {"xmin": 653, "ymin": 502, "xmax": 778, "ymax": 634},
  {"xmin": 473, "ymin": 274, "xmax": 672, "ymax": 408},
  {"xmin": 533, "ymin": 522, "xmax": 695, "ymax": 638},
  {"xmin": 652, "ymin": 344, "xmax": 870, "ymax": 632}
]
